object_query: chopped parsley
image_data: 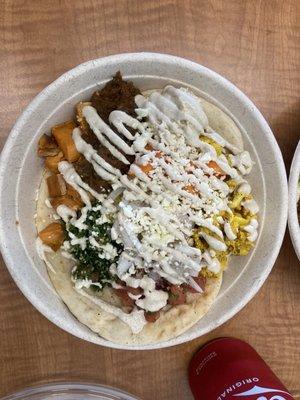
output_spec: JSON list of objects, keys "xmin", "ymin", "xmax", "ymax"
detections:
[{"xmin": 65, "ymin": 202, "xmax": 122, "ymax": 289}]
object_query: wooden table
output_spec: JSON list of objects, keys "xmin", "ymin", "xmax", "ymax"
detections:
[{"xmin": 0, "ymin": 1, "xmax": 299, "ymax": 398}]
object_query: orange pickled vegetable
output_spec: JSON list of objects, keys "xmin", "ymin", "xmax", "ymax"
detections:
[
  {"xmin": 129, "ymin": 162, "xmax": 154, "ymax": 177},
  {"xmin": 38, "ymin": 222, "xmax": 64, "ymax": 251},
  {"xmin": 51, "ymin": 195, "xmax": 83, "ymax": 211},
  {"xmin": 38, "ymin": 134, "xmax": 59, "ymax": 157},
  {"xmin": 52, "ymin": 121, "xmax": 80, "ymax": 162},
  {"xmin": 139, "ymin": 163, "xmax": 154, "ymax": 174},
  {"xmin": 45, "ymin": 151, "xmax": 65, "ymax": 173},
  {"xmin": 46, "ymin": 174, "xmax": 67, "ymax": 198},
  {"xmin": 207, "ymin": 160, "xmax": 226, "ymax": 177},
  {"xmin": 145, "ymin": 144, "xmax": 153, "ymax": 151},
  {"xmin": 183, "ymin": 184, "xmax": 198, "ymax": 195},
  {"xmin": 145, "ymin": 143, "xmax": 163, "ymax": 158}
]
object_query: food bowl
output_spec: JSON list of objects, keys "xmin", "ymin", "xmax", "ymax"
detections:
[
  {"xmin": 288, "ymin": 141, "xmax": 300, "ymax": 260},
  {"xmin": 0, "ymin": 53, "xmax": 288, "ymax": 349}
]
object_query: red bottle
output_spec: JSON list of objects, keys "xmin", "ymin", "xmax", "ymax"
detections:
[{"xmin": 189, "ymin": 338, "xmax": 294, "ymax": 400}]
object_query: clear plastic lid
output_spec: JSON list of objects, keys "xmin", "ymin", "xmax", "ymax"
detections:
[{"xmin": 1, "ymin": 382, "xmax": 140, "ymax": 400}]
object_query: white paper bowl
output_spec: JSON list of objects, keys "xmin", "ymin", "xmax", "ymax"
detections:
[
  {"xmin": 0, "ymin": 53, "xmax": 288, "ymax": 349},
  {"xmin": 288, "ymin": 141, "xmax": 300, "ymax": 260}
]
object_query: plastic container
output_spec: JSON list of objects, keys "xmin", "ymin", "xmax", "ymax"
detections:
[
  {"xmin": 1, "ymin": 382, "xmax": 140, "ymax": 400},
  {"xmin": 288, "ymin": 140, "xmax": 300, "ymax": 260}
]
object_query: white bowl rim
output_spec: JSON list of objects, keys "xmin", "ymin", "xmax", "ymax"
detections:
[
  {"xmin": 288, "ymin": 141, "xmax": 300, "ymax": 260},
  {"xmin": 0, "ymin": 52, "xmax": 288, "ymax": 349}
]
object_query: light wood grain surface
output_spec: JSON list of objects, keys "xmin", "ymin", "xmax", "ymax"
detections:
[{"xmin": 0, "ymin": 1, "xmax": 299, "ymax": 399}]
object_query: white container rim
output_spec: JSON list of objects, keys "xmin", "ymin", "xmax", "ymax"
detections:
[{"xmin": 288, "ymin": 141, "xmax": 300, "ymax": 260}]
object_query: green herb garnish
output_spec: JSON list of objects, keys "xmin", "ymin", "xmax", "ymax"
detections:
[{"xmin": 66, "ymin": 202, "xmax": 122, "ymax": 289}]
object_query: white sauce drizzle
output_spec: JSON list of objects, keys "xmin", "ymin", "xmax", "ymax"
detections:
[
  {"xmin": 201, "ymin": 233, "xmax": 227, "ymax": 252},
  {"xmin": 202, "ymin": 251, "xmax": 221, "ymax": 273},
  {"xmin": 242, "ymin": 198, "xmax": 259, "ymax": 215},
  {"xmin": 243, "ymin": 218, "xmax": 259, "ymax": 242},
  {"xmin": 191, "ymin": 216, "xmax": 224, "ymax": 238},
  {"xmin": 135, "ymin": 276, "xmax": 168, "ymax": 312},
  {"xmin": 83, "ymin": 106, "xmax": 134, "ymax": 159},
  {"xmin": 72, "ymin": 128, "xmax": 121, "ymax": 181},
  {"xmin": 76, "ymin": 288, "xmax": 146, "ymax": 334},
  {"xmin": 109, "ymin": 110, "xmax": 141, "ymax": 140},
  {"xmin": 56, "ymin": 205, "xmax": 76, "ymax": 223},
  {"xmin": 238, "ymin": 182, "xmax": 252, "ymax": 195},
  {"xmin": 224, "ymin": 221, "xmax": 237, "ymax": 240}
]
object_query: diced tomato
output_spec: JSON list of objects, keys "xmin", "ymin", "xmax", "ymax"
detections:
[
  {"xmin": 168, "ymin": 285, "xmax": 187, "ymax": 306},
  {"xmin": 113, "ymin": 289, "xmax": 135, "ymax": 309},
  {"xmin": 155, "ymin": 277, "xmax": 169, "ymax": 291},
  {"xmin": 118, "ymin": 281, "xmax": 143, "ymax": 296},
  {"xmin": 184, "ymin": 276, "xmax": 206, "ymax": 293},
  {"xmin": 144, "ymin": 311, "xmax": 161, "ymax": 323},
  {"xmin": 207, "ymin": 161, "xmax": 226, "ymax": 177}
]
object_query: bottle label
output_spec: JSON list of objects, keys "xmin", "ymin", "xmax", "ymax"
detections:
[{"xmin": 217, "ymin": 379, "xmax": 294, "ymax": 400}]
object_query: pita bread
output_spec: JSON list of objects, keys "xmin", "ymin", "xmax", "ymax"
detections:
[{"xmin": 35, "ymin": 94, "xmax": 243, "ymax": 344}]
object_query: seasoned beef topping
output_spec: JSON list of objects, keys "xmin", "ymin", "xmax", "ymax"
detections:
[
  {"xmin": 74, "ymin": 156, "xmax": 111, "ymax": 193},
  {"xmin": 91, "ymin": 71, "xmax": 141, "ymax": 124},
  {"xmin": 73, "ymin": 73, "xmax": 139, "ymax": 190}
]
